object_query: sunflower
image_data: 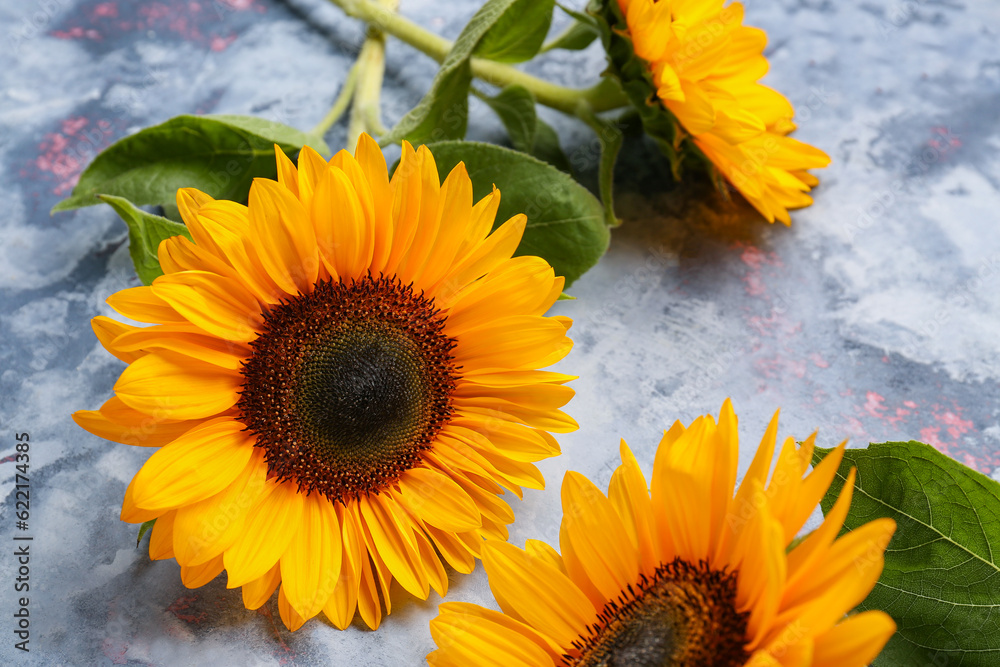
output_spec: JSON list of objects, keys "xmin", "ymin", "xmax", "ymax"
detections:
[
  {"xmin": 73, "ymin": 134, "xmax": 577, "ymax": 631},
  {"xmin": 428, "ymin": 400, "xmax": 897, "ymax": 666},
  {"xmin": 597, "ymin": 0, "xmax": 831, "ymax": 224}
]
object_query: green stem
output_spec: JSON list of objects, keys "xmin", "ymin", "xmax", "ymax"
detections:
[
  {"xmin": 326, "ymin": 0, "xmax": 629, "ymax": 116},
  {"xmin": 310, "ymin": 62, "xmax": 360, "ymax": 139},
  {"xmin": 346, "ymin": 0, "xmax": 397, "ymax": 147}
]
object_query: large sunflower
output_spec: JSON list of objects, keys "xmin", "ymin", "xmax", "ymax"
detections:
[
  {"xmin": 428, "ymin": 400, "xmax": 896, "ymax": 666},
  {"xmin": 598, "ymin": 0, "xmax": 831, "ymax": 224},
  {"xmin": 73, "ymin": 134, "xmax": 577, "ymax": 631}
]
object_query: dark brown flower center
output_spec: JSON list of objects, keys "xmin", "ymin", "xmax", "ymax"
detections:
[
  {"xmin": 567, "ymin": 559, "xmax": 749, "ymax": 667},
  {"xmin": 238, "ymin": 275, "xmax": 458, "ymax": 503}
]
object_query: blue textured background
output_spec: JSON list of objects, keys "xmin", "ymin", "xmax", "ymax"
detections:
[{"xmin": 2, "ymin": 0, "xmax": 999, "ymax": 664}]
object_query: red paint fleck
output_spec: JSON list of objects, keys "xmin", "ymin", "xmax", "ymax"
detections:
[
  {"xmin": 210, "ymin": 33, "xmax": 237, "ymax": 51},
  {"xmin": 936, "ymin": 410, "xmax": 974, "ymax": 440},
  {"xmin": 166, "ymin": 596, "xmax": 206, "ymax": 624},
  {"xmin": 34, "ymin": 117, "xmax": 113, "ymax": 196},
  {"xmin": 863, "ymin": 391, "xmax": 887, "ymax": 418},
  {"xmin": 52, "ymin": 26, "xmax": 102, "ymax": 40},
  {"xmin": 904, "ymin": 400, "xmax": 917, "ymax": 408},
  {"xmin": 0, "ymin": 454, "xmax": 16, "ymax": 464},
  {"xmin": 921, "ymin": 426, "xmax": 947, "ymax": 453},
  {"xmin": 843, "ymin": 416, "xmax": 867, "ymax": 439},
  {"xmin": 102, "ymin": 638, "xmax": 129, "ymax": 665},
  {"xmin": 53, "ymin": 0, "xmax": 262, "ymax": 48},
  {"xmin": 93, "ymin": 2, "xmax": 118, "ymax": 17},
  {"xmin": 808, "ymin": 353, "xmax": 829, "ymax": 368}
]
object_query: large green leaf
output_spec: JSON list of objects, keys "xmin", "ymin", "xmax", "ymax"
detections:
[
  {"xmin": 99, "ymin": 195, "xmax": 191, "ymax": 285},
  {"xmin": 382, "ymin": 0, "xmax": 554, "ymax": 145},
  {"xmin": 474, "ymin": 0, "xmax": 555, "ymax": 63},
  {"xmin": 426, "ymin": 141, "xmax": 609, "ymax": 287},
  {"xmin": 52, "ymin": 115, "xmax": 328, "ymax": 212},
  {"xmin": 482, "ymin": 85, "xmax": 571, "ymax": 172},
  {"xmin": 812, "ymin": 441, "xmax": 1000, "ymax": 666}
]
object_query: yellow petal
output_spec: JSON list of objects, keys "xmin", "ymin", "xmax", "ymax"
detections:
[
  {"xmin": 224, "ymin": 481, "xmax": 305, "ymax": 587},
  {"xmin": 172, "ymin": 448, "xmax": 268, "ymax": 566},
  {"xmin": 247, "ymin": 178, "xmax": 319, "ymax": 295},
  {"xmin": 113, "ymin": 351, "xmax": 241, "ymax": 420},
  {"xmin": 277, "ymin": 584, "xmax": 308, "ymax": 631},
  {"xmin": 481, "ymin": 540, "xmax": 596, "ymax": 649},
  {"xmin": 130, "ymin": 418, "xmax": 254, "ymax": 511},
  {"xmin": 180, "ymin": 553, "xmax": 224, "ymax": 588},
  {"xmin": 73, "ymin": 395, "xmax": 197, "ymax": 447},
  {"xmin": 107, "ymin": 286, "xmax": 185, "ymax": 324},
  {"xmin": 560, "ymin": 471, "xmax": 639, "ymax": 600},
  {"xmin": 428, "ymin": 605, "xmax": 557, "ymax": 667},
  {"xmin": 280, "ymin": 493, "xmax": 343, "ymax": 620},
  {"xmin": 241, "ymin": 562, "xmax": 281, "ymax": 610},
  {"xmin": 398, "ymin": 467, "xmax": 482, "ymax": 532},
  {"xmin": 323, "ymin": 503, "xmax": 364, "ymax": 629},
  {"xmin": 151, "ymin": 271, "xmax": 262, "ymax": 343},
  {"xmin": 358, "ymin": 493, "xmax": 429, "ymax": 598},
  {"xmin": 811, "ymin": 611, "xmax": 896, "ymax": 667},
  {"xmin": 148, "ymin": 510, "xmax": 176, "ymax": 560}
]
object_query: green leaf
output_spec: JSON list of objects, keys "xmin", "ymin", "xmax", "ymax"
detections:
[
  {"xmin": 531, "ymin": 118, "xmax": 572, "ymax": 173},
  {"xmin": 541, "ymin": 5, "xmax": 598, "ymax": 53},
  {"xmin": 474, "ymin": 0, "xmax": 555, "ymax": 64},
  {"xmin": 812, "ymin": 441, "xmax": 1000, "ymax": 666},
  {"xmin": 425, "ymin": 141, "xmax": 609, "ymax": 287},
  {"xmin": 52, "ymin": 115, "xmax": 328, "ymax": 212},
  {"xmin": 382, "ymin": 0, "xmax": 553, "ymax": 145},
  {"xmin": 99, "ymin": 194, "xmax": 191, "ymax": 285},
  {"xmin": 136, "ymin": 519, "xmax": 157, "ymax": 548},
  {"xmin": 482, "ymin": 85, "xmax": 571, "ymax": 172}
]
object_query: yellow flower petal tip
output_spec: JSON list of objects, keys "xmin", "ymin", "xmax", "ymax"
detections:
[
  {"xmin": 605, "ymin": 0, "xmax": 830, "ymax": 224},
  {"xmin": 76, "ymin": 133, "xmax": 577, "ymax": 631},
  {"xmin": 428, "ymin": 401, "xmax": 896, "ymax": 666}
]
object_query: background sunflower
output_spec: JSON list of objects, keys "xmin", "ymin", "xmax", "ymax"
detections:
[{"xmin": 428, "ymin": 401, "xmax": 897, "ymax": 666}]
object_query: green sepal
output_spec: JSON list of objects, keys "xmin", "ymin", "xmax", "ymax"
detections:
[{"xmin": 136, "ymin": 519, "xmax": 156, "ymax": 548}]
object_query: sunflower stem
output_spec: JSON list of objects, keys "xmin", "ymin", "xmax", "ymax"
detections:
[
  {"xmin": 346, "ymin": 0, "xmax": 397, "ymax": 148},
  {"xmin": 325, "ymin": 0, "xmax": 630, "ymax": 116},
  {"xmin": 310, "ymin": 62, "xmax": 361, "ymax": 141}
]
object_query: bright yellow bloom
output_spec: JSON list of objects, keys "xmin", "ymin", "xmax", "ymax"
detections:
[
  {"xmin": 613, "ymin": 0, "xmax": 830, "ymax": 224},
  {"xmin": 428, "ymin": 400, "xmax": 896, "ymax": 666},
  {"xmin": 74, "ymin": 135, "xmax": 577, "ymax": 631}
]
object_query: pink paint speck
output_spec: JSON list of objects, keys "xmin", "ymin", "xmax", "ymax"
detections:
[
  {"xmin": 863, "ymin": 391, "xmax": 887, "ymax": 418},
  {"xmin": 921, "ymin": 426, "xmax": 947, "ymax": 453},
  {"xmin": 102, "ymin": 638, "xmax": 129, "ymax": 665},
  {"xmin": 808, "ymin": 353, "xmax": 829, "ymax": 369},
  {"xmin": 937, "ymin": 410, "xmax": 974, "ymax": 440},
  {"xmin": 93, "ymin": 2, "xmax": 118, "ymax": 17},
  {"xmin": 843, "ymin": 416, "xmax": 867, "ymax": 439},
  {"xmin": 166, "ymin": 596, "xmax": 205, "ymax": 624},
  {"xmin": 210, "ymin": 33, "xmax": 236, "ymax": 51},
  {"xmin": 904, "ymin": 400, "xmax": 917, "ymax": 408}
]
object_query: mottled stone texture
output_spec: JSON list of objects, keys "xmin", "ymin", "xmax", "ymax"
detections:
[{"xmin": 2, "ymin": 0, "xmax": 999, "ymax": 664}]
